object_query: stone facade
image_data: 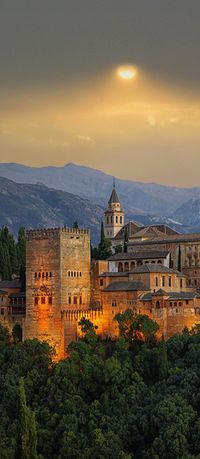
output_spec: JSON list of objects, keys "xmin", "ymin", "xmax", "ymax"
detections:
[{"xmin": 25, "ymin": 227, "xmax": 91, "ymax": 359}]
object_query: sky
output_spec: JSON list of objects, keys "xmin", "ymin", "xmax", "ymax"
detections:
[{"xmin": 1, "ymin": 0, "xmax": 200, "ymax": 186}]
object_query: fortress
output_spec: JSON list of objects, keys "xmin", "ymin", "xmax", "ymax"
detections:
[{"xmin": 1, "ymin": 183, "xmax": 200, "ymax": 358}]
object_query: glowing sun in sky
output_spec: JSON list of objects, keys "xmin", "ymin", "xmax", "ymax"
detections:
[{"xmin": 117, "ymin": 65, "xmax": 137, "ymax": 80}]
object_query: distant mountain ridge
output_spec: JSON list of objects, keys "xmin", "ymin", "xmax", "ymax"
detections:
[
  {"xmin": 1, "ymin": 163, "xmax": 200, "ymax": 237},
  {"xmin": 0, "ymin": 176, "xmax": 103, "ymax": 242},
  {"xmin": 1, "ymin": 162, "xmax": 200, "ymax": 217}
]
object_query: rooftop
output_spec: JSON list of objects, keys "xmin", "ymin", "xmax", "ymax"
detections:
[
  {"xmin": 130, "ymin": 264, "xmax": 182, "ymax": 275},
  {"xmin": 141, "ymin": 291, "xmax": 200, "ymax": 301},
  {"xmin": 0, "ymin": 279, "xmax": 21, "ymax": 289},
  {"xmin": 108, "ymin": 250, "xmax": 169, "ymax": 261},
  {"xmin": 103, "ymin": 281, "xmax": 149, "ymax": 292}
]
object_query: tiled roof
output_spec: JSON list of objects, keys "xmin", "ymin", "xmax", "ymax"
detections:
[
  {"xmin": 108, "ymin": 188, "xmax": 120, "ymax": 204},
  {"xmin": 103, "ymin": 281, "xmax": 149, "ymax": 292},
  {"xmin": 130, "ymin": 264, "xmax": 181, "ymax": 274},
  {"xmin": 100, "ymin": 272, "xmax": 128, "ymax": 277},
  {"xmin": 0, "ymin": 279, "xmax": 21, "ymax": 289},
  {"xmin": 108, "ymin": 251, "xmax": 169, "ymax": 261},
  {"xmin": 128, "ymin": 233, "xmax": 200, "ymax": 247},
  {"xmin": 141, "ymin": 291, "xmax": 200, "ymax": 301}
]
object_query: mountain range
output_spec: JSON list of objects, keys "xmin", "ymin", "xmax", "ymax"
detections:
[
  {"xmin": 0, "ymin": 177, "xmax": 103, "ymax": 243},
  {"xmin": 1, "ymin": 162, "xmax": 200, "ymax": 238}
]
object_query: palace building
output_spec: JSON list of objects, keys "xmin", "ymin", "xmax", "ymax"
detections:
[{"xmin": 1, "ymin": 182, "xmax": 200, "ymax": 359}]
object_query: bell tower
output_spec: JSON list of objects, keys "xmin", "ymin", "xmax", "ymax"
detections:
[{"xmin": 104, "ymin": 179, "xmax": 125, "ymax": 239}]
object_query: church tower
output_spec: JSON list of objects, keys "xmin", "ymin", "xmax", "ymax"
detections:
[{"xmin": 104, "ymin": 180, "xmax": 125, "ymax": 239}]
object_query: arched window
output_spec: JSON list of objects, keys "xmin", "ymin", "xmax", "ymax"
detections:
[
  {"xmin": 156, "ymin": 301, "xmax": 160, "ymax": 309},
  {"xmin": 124, "ymin": 262, "xmax": 129, "ymax": 272},
  {"xmin": 120, "ymin": 216, "xmax": 123, "ymax": 224},
  {"xmin": 130, "ymin": 261, "xmax": 135, "ymax": 270},
  {"xmin": 118, "ymin": 262, "xmax": 123, "ymax": 272},
  {"xmin": 116, "ymin": 216, "xmax": 118, "ymax": 223}
]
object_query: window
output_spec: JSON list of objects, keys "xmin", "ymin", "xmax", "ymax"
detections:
[
  {"xmin": 38, "ymin": 272, "xmax": 41, "ymax": 278},
  {"xmin": 79, "ymin": 296, "xmax": 82, "ymax": 305},
  {"xmin": 68, "ymin": 271, "xmax": 70, "ymax": 277},
  {"xmin": 116, "ymin": 216, "xmax": 118, "ymax": 223},
  {"xmin": 42, "ymin": 272, "xmax": 44, "ymax": 278},
  {"xmin": 80, "ymin": 272, "xmax": 82, "ymax": 277},
  {"xmin": 71, "ymin": 271, "xmax": 73, "ymax": 277},
  {"xmin": 112, "ymin": 301, "xmax": 117, "ymax": 307},
  {"xmin": 107, "ymin": 217, "xmax": 109, "ymax": 224},
  {"xmin": 155, "ymin": 276, "xmax": 158, "ymax": 287},
  {"xmin": 180, "ymin": 279, "xmax": 183, "ymax": 288},
  {"xmin": 49, "ymin": 272, "xmax": 52, "ymax": 278},
  {"xmin": 169, "ymin": 277, "xmax": 171, "ymax": 287},
  {"xmin": 68, "ymin": 296, "xmax": 71, "ymax": 305},
  {"xmin": 35, "ymin": 297, "xmax": 39, "ymax": 305},
  {"xmin": 195, "ymin": 279, "xmax": 197, "ymax": 286},
  {"xmin": 1, "ymin": 308, "xmax": 4, "ymax": 315},
  {"xmin": 48, "ymin": 297, "xmax": 52, "ymax": 305},
  {"xmin": 100, "ymin": 279, "xmax": 104, "ymax": 286},
  {"xmin": 120, "ymin": 216, "xmax": 122, "ymax": 224},
  {"xmin": 46, "ymin": 272, "xmax": 48, "ymax": 278},
  {"xmin": 74, "ymin": 296, "xmax": 77, "ymax": 305},
  {"xmin": 162, "ymin": 276, "xmax": 165, "ymax": 287},
  {"xmin": 35, "ymin": 272, "xmax": 37, "ymax": 279},
  {"xmin": 111, "ymin": 216, "xmax": 113, "ymax": 224},
  {"xmin": 179, "ymin": 302, "xmax": 182, "ymax": 307},
  {"xmin": 170, "ymin": 302, "xmax": 173, "ymax": 307},
  {"xmin": 41, "ymin": 297, "xmax": 46, "ymax": 305},
  {"xmin": 189, "ymin": 279, "xmax": 192, "ymax": 286},
  {"xmin": 74, "ymin": 272, "xmax": 76, "ymax": 277},
  {"xmin": 186, "ymin": 300, "xmax": 189, "ymax": 305}
]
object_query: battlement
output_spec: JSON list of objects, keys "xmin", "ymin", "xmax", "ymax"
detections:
[
  {"xmin": 61, "ymin": 227, "xmax": 90, "ymax": 235},
  {"xmin": 26, "ymin": 226, "xmax": 90, "ymax": 240}
]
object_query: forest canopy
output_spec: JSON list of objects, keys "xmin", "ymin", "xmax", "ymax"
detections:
[{"xmin": 0, "ymin": 315, "xmax": 200, "ymax": 459}]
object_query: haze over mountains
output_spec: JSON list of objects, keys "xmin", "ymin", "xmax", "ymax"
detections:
[{"xmin": 0, "ymin": 162, "xmax": 200, "ymax": 237}]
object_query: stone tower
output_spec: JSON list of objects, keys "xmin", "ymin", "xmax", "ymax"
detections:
[
  {"xmin": 24, "ymin": 227, "xmax": 91, "ymax": 359},
  {"xmin": 104, "ymin": 180, "xmax": 125, "ymax": 239}
]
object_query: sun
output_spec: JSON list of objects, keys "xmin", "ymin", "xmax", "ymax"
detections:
[{"xmin": 117, "ymin": 66, "xmax": 137, "ymax": 80}]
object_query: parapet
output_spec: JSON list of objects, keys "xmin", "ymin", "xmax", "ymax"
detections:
[
  {"xmin": 26, "ymin": 226, "xmax": 90, "ymax": 240},
  {"xmin": 61, "ymin": 227, "xmax": 90, "ymax": 235}
]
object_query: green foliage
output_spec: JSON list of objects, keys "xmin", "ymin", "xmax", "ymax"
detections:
[
  {"xmin": 18, "ymin": 378, "xmax": 38, "ymax": 459},
  {"xmin": 12, "ymin": 323, "xmax": 23, "ymax": 344},
  {"xmin": 0, "ymin": 226, "xmax": 26, "ymax": 283},
  {"xmin": 1, "ymin": 320, "xmax": 200, "ymax": 458},
  {"xmin": 92, "ymin": 221, "xmax": 112, "ymax": 260},
  {"xmin": 123, "ymin": 226, "xmax": 129, "ymax": 253},
  {"xmin": 115, "ymin": 310, "xmax": 159, "ymax": 343}
]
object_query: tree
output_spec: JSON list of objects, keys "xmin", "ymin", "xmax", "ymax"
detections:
[
  {"xmin": 18, "ymin": 378, "xmax": 38, "ymax": 459},
  {"xmin": 12, "ymin": 323, "xmax": 23, "ymax": 344},
  {"xmin": 0, "ymin": 242, "xmax": 12, "ymax": 280},
  {"xmin": 17, "ymin": 227, "xmax": 26, "ymax": 288},
  {"xmin": 115, "ymin": 310, "xmax": 159, "ymax": 343},
  {"xmin": 92, "ymin": 221, "xmax": 112, "ymax": 260},
  {"xmin": 123, "ymin": 227, "xmax": 129, "ymax": 253}
]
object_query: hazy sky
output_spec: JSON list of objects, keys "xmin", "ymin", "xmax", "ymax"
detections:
[{"xmin": 1, "ymin": 0, "xmax": 200, "ymax": 186}]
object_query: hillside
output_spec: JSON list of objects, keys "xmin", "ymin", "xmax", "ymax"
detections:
[
  {"xmin": 1, "ymin": 162, "xmax": 200, "ymax": 216},
  {"xmin": 0, "ymin": 177, "xmax": 103, "ymax": 243}
]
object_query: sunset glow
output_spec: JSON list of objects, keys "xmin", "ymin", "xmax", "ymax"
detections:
[{"xmin": 117, "ymin": 66, "xmax": 137, "ymax": 80}]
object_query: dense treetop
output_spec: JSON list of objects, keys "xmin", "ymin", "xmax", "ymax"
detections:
[
  {"xmin": 1, "ymin": 314, "xmax": 200, "ymax": 458},
  {"xmin": 0, "ymin": 226, "xmax": 26, "ymax": 284}
]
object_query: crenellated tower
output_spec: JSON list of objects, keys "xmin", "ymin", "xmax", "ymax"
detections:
[
  {"xmin": 104, "ymin": 179, "xmax": 125, "ymax": 239},
  {"xmin": 24, "ymin": 227, "xmax": 91, "ymax": 359}
]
